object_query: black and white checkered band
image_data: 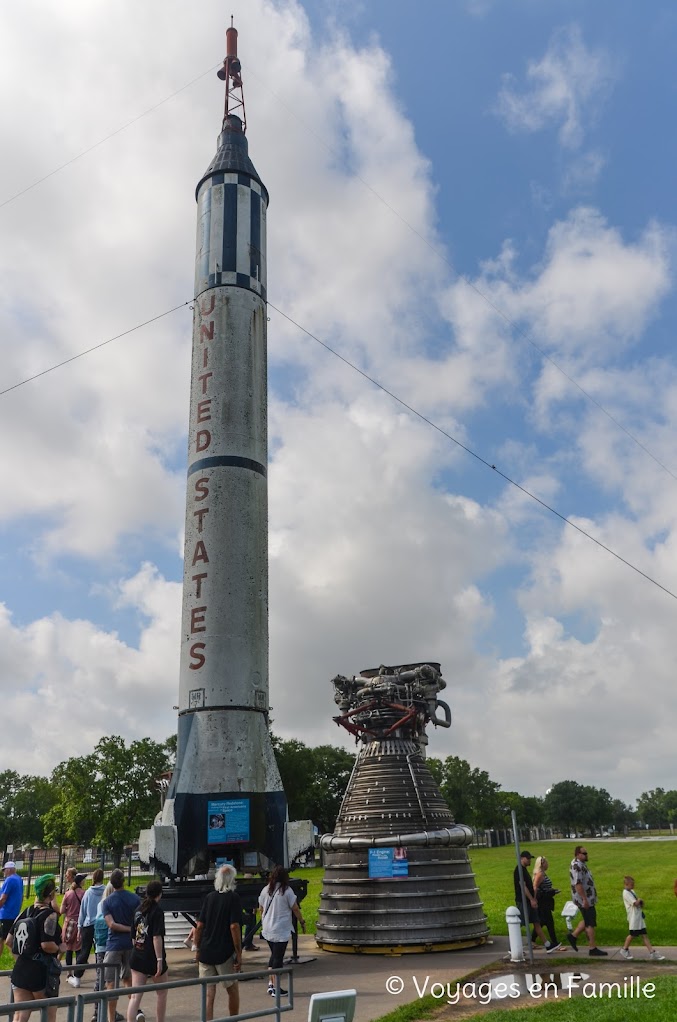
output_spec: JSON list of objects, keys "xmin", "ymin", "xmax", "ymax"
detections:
[{"xmin": 195, "ymin": 172, "xmax": 267, "ymax": 299}]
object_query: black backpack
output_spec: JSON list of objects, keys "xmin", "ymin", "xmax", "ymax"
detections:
[{"xmin": 11, "ymin": 907, "xmax": 41, "ymax": 957}]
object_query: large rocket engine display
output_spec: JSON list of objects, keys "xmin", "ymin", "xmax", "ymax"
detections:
[
  {"xmin": 316, "ymin": 663, "xmax": 489, "ymax": 953},
  {"xmin": 147, "ymin": 21, "xmax": 286, "ymax": 878}
]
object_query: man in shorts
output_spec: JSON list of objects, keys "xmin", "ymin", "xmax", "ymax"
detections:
[
  {"xmin": 568, "ymin": 845, "xmax": 607, "ymax": 956},
  {"xmin": 0, "ymin": 861, "xmax": 24, "ymax": 952},
  {"xmin": 194, "ymin": 864, "xmax": 243, "ymax": 1019},
  {"xmin": 513, "ymin": 851, "xmax": 560, "ymax": 952},
  {"xmin": 101, "ymin": 868, "xmax": 141, "ymax": 1022}
]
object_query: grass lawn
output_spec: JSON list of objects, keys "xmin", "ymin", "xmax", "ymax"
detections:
[
  {"xmin": 3, "ymin": 844, "xmax": 674, "ymax": 972},
  {"xmin": 463, "ymin": 975, "xmax": 677, "ymax": 1021},
  {"xmin": 468, "ymin": 841, "xmax": 677, "ymax": 946},
  {"xmin": 296, "ymin": 842, "xmax": 677, "ymax": 947}
]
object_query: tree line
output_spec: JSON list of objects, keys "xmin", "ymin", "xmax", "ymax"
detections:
[{"xmin": 1, "ymin": 736, "xmax": 669, "ymax": 858}]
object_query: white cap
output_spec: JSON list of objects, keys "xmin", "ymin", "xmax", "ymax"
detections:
[{"xmin": 3, "ymin": 861, "xmax": 16, "ymax": 870}]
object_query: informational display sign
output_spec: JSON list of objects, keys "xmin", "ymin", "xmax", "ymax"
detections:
[
  {"xmin": 393, "ymin": 846, "xmax": 409, "ymax": 876},
  {"xmin": 368, "ymin": 846, "xmax": 409, "ymax": 878},
  {"xmin": 207, "ymin": 801, "xmax": 227, "ymax": 844},
  {"xmin": 207, "ymin": 798, "xmax": 250, "ymax": 844}
]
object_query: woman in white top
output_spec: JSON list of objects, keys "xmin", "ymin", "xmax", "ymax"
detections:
[{"xmin": 258, "ymin": 866, "xmax": 305, "ymax": 997}]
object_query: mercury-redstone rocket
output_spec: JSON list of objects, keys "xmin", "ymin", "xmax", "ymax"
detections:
[{"xmin": 148, "ymin": 21, "xmax": 286, "ymax": 878}]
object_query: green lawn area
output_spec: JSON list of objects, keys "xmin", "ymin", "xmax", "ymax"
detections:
[
  {"xmin": 464, "ymin": 975, "xmax": 677, "ymax": 1021},
  {"xmin": 468, "ymin": 841, "xmax": 677, "ymax": 946},
  {"xmin": 292, "ymin": 843, "xmax": 677, "ymax": 946},
  {"xmin": 3, "ymin": 844, "xmax": 674, "ymax": 974}
]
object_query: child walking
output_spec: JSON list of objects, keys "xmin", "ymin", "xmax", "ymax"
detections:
[{"xmin": 620, "ymin": 876, "xmax": 665, "ymax": 960}]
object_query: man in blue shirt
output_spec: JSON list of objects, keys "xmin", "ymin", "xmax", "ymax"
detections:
[
  {"xmin": 0, "ymin": 862, "xmax": 24, "ymax": 952},
  {"xmin": 101, "ymin": 868, "xmax": 140, "ymax": 1022}
]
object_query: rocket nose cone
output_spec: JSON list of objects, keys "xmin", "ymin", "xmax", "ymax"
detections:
[{"xmin": 196, "ymin": 124, "xmax": 268, "ymax": 202}]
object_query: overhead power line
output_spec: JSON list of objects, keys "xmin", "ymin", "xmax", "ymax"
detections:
[
  {"xmin": 248, "ymin": 64, "xmax": 677, "ymax": 484},
  {"xmin": 1, "ymin": 291, "xmax": 674, "ymax": 602},
  {"xmin": 0, "ymin": 64, "xmax": 219, "ymax": 211},
  {"xmin": 1, "ymin": 49, "xmax": 672, "ymax": 485},
  {"xmin": 0, "ymin": 302, "xmax": 189, "ymax": 398},
  {"xmin": 267, "ymin": 299, "xmax": 677, "ymax": 604}
]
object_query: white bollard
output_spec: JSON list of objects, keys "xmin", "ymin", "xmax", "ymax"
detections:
[{"xmin": 506, "ymin": 905, "xmax": 524, "ymax": 962}]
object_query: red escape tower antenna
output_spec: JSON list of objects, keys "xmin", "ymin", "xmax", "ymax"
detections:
[{"xmin": 217, "ymin": 16, "xmax": 247, "ymax": 132}]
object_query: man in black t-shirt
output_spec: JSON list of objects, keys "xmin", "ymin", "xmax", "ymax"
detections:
[
  {"xmin": 514, "ymin": 851, "xmax": 560, "ymax": 952},
  {"xmin": 194, "ymin": 865, "xmax": 243, "ymax": 1020}
]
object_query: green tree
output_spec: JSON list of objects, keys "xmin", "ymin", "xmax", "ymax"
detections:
[
  {"xmin": 610, "ymin": 798, "xmax": 635, "ymax": 834},
  {"xmin": 543, "ymin": 780, "xmax": 586, "ymax": 834},
  {"xmin": 164, "ymin": 734, "xmax": 177, "ymax": 768},
  {"xmin": 273, "ymin": 738, "xmax": 316, "ymax": 821},
  {"xmin": 437, "ymin": 756, "xmax": 501, "ymax": 828},
  {"xmin": 47, "ymin": 736, "xmax": 171, "ymax": 864},
  {"xmin": 544, "ymin": 781, "xmax": 613, "ymax": 835},
  {"xmin": 273, "ymin": 737, "xmax": 354, "ymax": 833},
  {"xmin": 637, "ymin": 788, "xmax": 667, "ymax": 829},
  {"xmin": 305, "ymin": 745, "xmax": 355, "ymax": 833},
  {"xmin": 0, "ymin": 771, "xmax": 57, "ymax": 847},
  {"xmin": 44, "ymin": 755, "xmax": 100, "ymax": 848}
]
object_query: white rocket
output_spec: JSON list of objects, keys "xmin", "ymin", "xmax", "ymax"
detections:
[{"xmin": 149, "ymin": 21, "xmax": 286, "ymax": 877}]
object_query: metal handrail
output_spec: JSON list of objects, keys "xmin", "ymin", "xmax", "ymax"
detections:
[{"xmin": 0, "ymin": 964, "xmax": 293, "ymax": 1022}]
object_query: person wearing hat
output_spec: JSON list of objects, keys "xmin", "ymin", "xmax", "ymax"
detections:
[
  {"xmin": 0, "ymin": 860, "xmax": 24, "ymax": 952},
  {"xmin": 60, "ymin": 870, "xmax": 87, "ymax": 984},
  {"xmin": 513, "ymin": 851, "xmax": 561, "ymax": 953},
  {"xmin": 7, "ymin": 873, "xmax": 65, "ymax": 1022}
]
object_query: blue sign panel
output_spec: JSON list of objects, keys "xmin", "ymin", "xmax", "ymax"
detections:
[
  {"xmin": 224, "ymin": 798, "xmax": 250, "ymax": 843},
  {"xmin": 368, "ymin": 847, "xmax": 394, "ymax": 878},
  {"xmin": 207, "ymin": 799, "xmax": 250, "ymax": 844},
  {"xmin": 368, "ymin": 847, "xmax": 409, "ymax": 878},
  {"xmin": 207, "ymin": 801, "xmax": 228, "ymax": 844}
]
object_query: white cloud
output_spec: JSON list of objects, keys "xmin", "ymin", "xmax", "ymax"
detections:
[
  {"xmin": 0, "ymin": 0, "xmax": 676, "ymax": 813},
  {"xmin": 496, "ymin": 25, "xmax": 616, "ymax": 149},
  {"xmin": 0, "ymin": 566, "xmax": 181, "ymax": 773}
]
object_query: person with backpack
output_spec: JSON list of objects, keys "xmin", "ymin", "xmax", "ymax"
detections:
[
  {"xmin": 91, "ymin": 883, "xmax": 125, "ymax": 1022},
  {"xmin": 126, "ymin": 881, "xmax": 168, "ymax": 1022},
  {"xmin": 7, "ymin": 873, "xmax": 65, "ymax": 1022}
]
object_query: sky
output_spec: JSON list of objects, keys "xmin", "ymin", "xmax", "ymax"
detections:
[{"xmin": 1, "ymin": 0, "xmax": 676, "ymax": 810}]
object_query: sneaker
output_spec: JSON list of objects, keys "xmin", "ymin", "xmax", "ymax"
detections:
[
  {"xmin": 67, "ymin": 976, "xmax": 81, "ymax": 988},
  {"xmin": 567, "ymin": 933, "xmax": 578, "ymax": 952},
  {"xmin": 243, "ymin": 944, "xmax": 259, "ymax": 951},
  {"xmin": 546, "ymin": 942, "xmax": 563, "ymax": 954},
  {"xmin": 589, "ymin": 947, "xmax": 608, "ymax": 957},
  {"xmin": 115, "ymin": 1014, "xmax": 125, "ymax": 1022},
  {"xmin": 620, "ymin": 948, "xmax": 633, "ymax": 959},
  {"xmin": 136, "ymin": 1013, "xmax": 146, "ymax": 1022},
  {"xmin": 268, "ymin": 987, "xmax": 276, "ymax": 997},
  {"xmin": 648, "ymin": 951, "xmax": 665, "ymax": 961}
]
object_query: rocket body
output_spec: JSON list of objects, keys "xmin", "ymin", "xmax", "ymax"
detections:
[{"xmin": 158, "ymin": 116, "xmax": 286, "ymax": 876}]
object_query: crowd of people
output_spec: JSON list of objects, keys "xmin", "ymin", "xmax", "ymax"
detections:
[
  {"xmin": 1, "ymin": 860, "xmax": 303, "ymax": 1022},
  {"xmin": 513, "ymin": 843, "xmax": 669, "ymax": 960},
  {"xmin": 3, "ymin": 845, "xmax": 673, "ymax": 1020}
]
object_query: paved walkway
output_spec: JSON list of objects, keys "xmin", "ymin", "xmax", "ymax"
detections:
[{"xmin": 2, "ymin": 939, "xmax": 676, "ymax": 1022}]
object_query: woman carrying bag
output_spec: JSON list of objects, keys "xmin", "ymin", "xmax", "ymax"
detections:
[{"xmin": 258, "ymin": 866, "xmax": 305, "ymax": 997}]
